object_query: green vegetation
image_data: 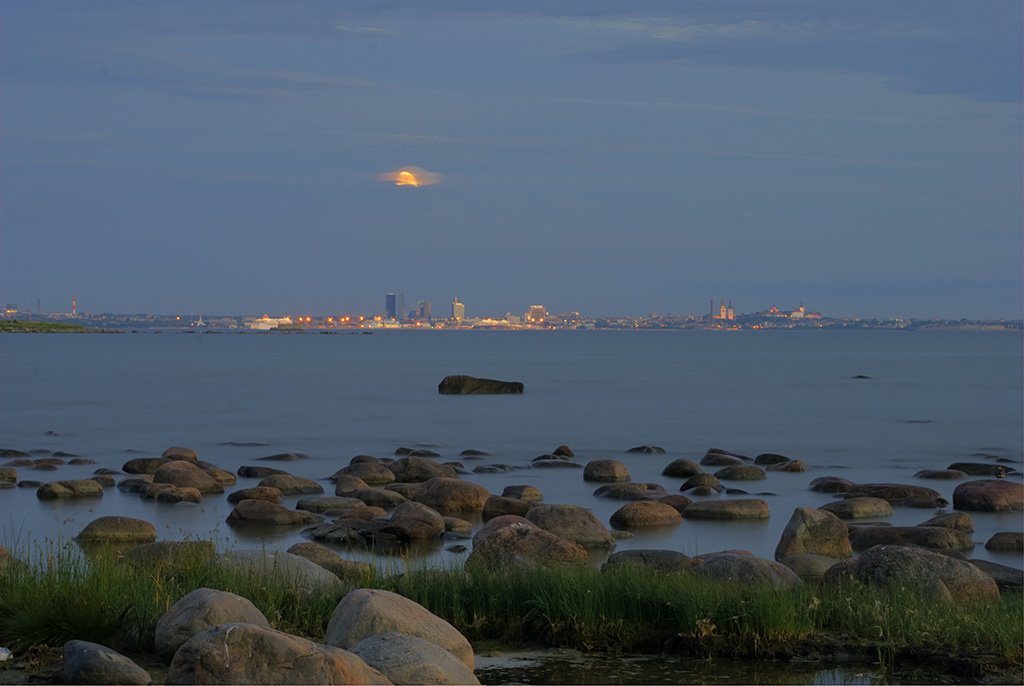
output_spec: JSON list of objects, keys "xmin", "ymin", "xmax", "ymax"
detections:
[
  {"xmin": 0, "ymin": 320, "xmax": 94, "ymax": 333},
  {"xmin": 0, "ymin": 542, "xmax": 1020, "ymax": 679}
]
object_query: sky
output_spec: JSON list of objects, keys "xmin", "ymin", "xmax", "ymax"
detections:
[{"xmin": 0, "ymin": 1, "xmax": 1021, "ymax": 319}]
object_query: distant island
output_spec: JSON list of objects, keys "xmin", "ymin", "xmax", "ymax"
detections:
[{"xmin": 0, "ymin": 320, "xmax": 98, "ymax": 334}]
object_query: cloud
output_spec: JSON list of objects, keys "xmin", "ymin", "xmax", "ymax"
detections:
[{"xmin": 376, "ymin": 166, "xmax": 443, "ymax": 187}]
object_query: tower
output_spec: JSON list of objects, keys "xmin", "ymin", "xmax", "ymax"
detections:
[
  {"xmin": 451, "ymin": 297, "xmax": 465, "ymax": 323},
  {"xmin": 385, "ymin": 293, "xmax": 397, "ymax": 320},
  {"xmin": 71, "ymin": 296, "xmax": 77, "ymax": 316},
  {"xmin": 719, "ymin": 299, "xmax": 727, "ymax": 320}
]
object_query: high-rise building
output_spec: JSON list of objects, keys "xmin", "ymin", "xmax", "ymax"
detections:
[
  {"xmin": 526, "ymin": 305, "xmax": 547, "ymax": 323},
  {"xmin": 451, "ymin": 298, "xmax": 465, "ymax": 322},
  {"xmin": 416, "ymin": 300, "xmax": 432, "ymax": 321},
  {"xmin": 385, "ymin": 292, "xmax": 406, "ymax": 321}
]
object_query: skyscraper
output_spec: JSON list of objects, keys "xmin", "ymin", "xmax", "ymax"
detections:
[
  {"xmin": 416, "ymin": 300, "xmax": 432, "ymax": 321},
  {"xmin": 385, "ymin": 292, "xmax": 405, "ymax": 321},
  {"xmin": 451, "ymin": 297, "xmax": 465, "ymax": 322}
]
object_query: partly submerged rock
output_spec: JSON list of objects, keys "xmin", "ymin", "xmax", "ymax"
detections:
[{"xmin": 438, "ymin": 375, "xmax": 524, "ymax": 394}]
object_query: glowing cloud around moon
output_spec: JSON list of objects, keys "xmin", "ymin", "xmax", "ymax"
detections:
[{"xmin": 378, "ymin": 166, "xmax": 442, "ymax": 187}]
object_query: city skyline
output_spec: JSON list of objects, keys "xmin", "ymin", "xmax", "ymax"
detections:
[{"xmin": 1, "ymin": 2, "xmax": 1020, "ymax": 320}]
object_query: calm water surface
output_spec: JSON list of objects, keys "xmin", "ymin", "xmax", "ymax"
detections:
[{"xmin": 1, "ymin": 330, "xmax": 1021, "ymax": 570}]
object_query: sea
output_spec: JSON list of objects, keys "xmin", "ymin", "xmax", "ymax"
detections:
[{"xmin": 1, "ymin": 330, "xmax": 1021, "ymax": 569}]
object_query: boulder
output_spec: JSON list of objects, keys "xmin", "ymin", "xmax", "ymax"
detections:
[
  {"xmin": 167, "ymin": 622, "xmax": 388, "ymax": 685},
  {"xmin": 774, "ymin": 507, "xmax": 851, "ymax": 561},
  {"xmin": 819, "ymin": 497, "xmax": 894, "ymax": 519},
  {"xmin": 237, "ymin": 465, "xmax": 289, "ymax": 478},
  {"xmin": 63, "ymin": 640, "xmax": 150, "ymax": 685},
  {"xmin": 348, "ymin": 488, "xmax": 407, "ymax": 510},
  {"xmin": 680, "ymin": 473, "xmax": 723, "ymax": 493},
  {"xmin": 483, "ymin": 495, "xmax": 533, "ymax": 520},
  {"xmin": 626, "ymin": 445, "xmax": 666, "ymax": 454},
  {"xmin": 325, "ymin": 588, "xmax": 475, "ymax": 669},
  {"xmin": 122, "ymin": 457, "xmax": 172, "ymax": 474},
  {"xmin": 714, "ymin": 465, "xmax": 766, "ymax": 481},
  {"xmin": 823, "ymin": 544, "xmax": 999, "ymax": 603},
  {"xmin": 335, "ymin": 463, "xmax": 396, "ymax": 487},
  {"xmin": 334, "ymin": 475, "xmax": 371, "ymax": 494},
  {"xmin": 779, "ymin": 553, "xmax": 841, "ymax": 581},
  {"xmin": 890, "ymin": 495, "xmax": 949, "ymax": 508},
  {"xmin": 594, "ymin": 482, "xmax": 667, "ymax": 501},
  {"xmin": 754, "ymin": 453, "xmax": 791, "ymax": 466},
  {"xmin": 413, "ymin": 477, "xmax": 490, "ymax": 516},
  {"xmin": 350, "ymin": 454, "xmax": 381, "ymax": 464},
  {"xmin": 295, "ymin": 496, "xmax": 365, "ymax": 514},
  {"xmin": 443, "ymin": 516, "xmax": 473, "ymax": 535},
  {"xmin": 609, "ymin": 501, "xmax": 683, "ymax": 529},
  {"xmin": 226, "ymin": 499, "xmax": 321, "ymax": 526},
  {"xmin": 848, "ymin": 526, "xmax": 975, "ymax": 551},
  {"xmin": 661, "ymin": 458, "xmax": 701, "ymax": 478},
  {"xmin": 918, "ymin": 512, "xmax": 974, "ymax": 533},
  {"xmin": 658, "ymin": 494, "xmax": 692, "ymax": 513},
  {"xmin": 258, "ymin": 452, "xmax": 310, "ymax": 461},
  {"xmin": 0, "ymin": 467, "xmax": 15, "ymax": 483},
  {"xmin": 383, "ymin": 501, "xmax": 445, "ymax": 540},
  {"xmin": 161, "ymin": 446, "xmax": 198, "ymax": 461},
  {"xmin": 502, "ymin": 484, "xmax": 543, "ymax": 501},
  {"xmin": 526, "ymin": 504, "xmax": 615, "ymax": 548},
  {"xmin": 196, "ymin": 461, "xmax": 237, "ymax": 486},
  {"xmin": 985, "ymin": 531, "xmax": 1023, "ymax": 552},
  {"xmin": 695, "ymin": 553, "xmax": 801, "ymax": 589},
  {"xmin": 583, "ymin": 459, "xmax": 630, "ymax": 483},
  {"xmin": 227, "ymin": 486, "xmax": 283, "ymax": 505},
  {"xmin": 914, "ymin": 469, "xmax": 968, "ymax": 480},
  {"xmin": 407, "ymin": 449, "xmax": 441, "ymax": 458},
  {"xmin": 286, "ymin": 542, "xmax": 372, "ymax": 579},
  {"xmin": 947, "ymin": 462, "xmax": 1011, "ymax": 477},
  {"xmin": 460, "ymin": 449, "xmax": 491, "ymax": 457},
  {"xmin": 148, "ymin": 485, "xmax": 201, "ymax": 504},
  {"xmin": 122, "ymin": 540, "xmax": 215, "ymax": 570},
  {"xmin": 808, "ymin": 476, "xmax": 856, "ymax": 493},
  {"xmin": 155, "ymin": 587, "xmax": 270, "ymax": 659},
  {"xmin": 602, "ymin": 549, "xmax": 693, "ymax": 573},
  {"xmin": 968, "ymin": 559, "xmax": 1023, "ymax": 592},
  {"xmin": 467, "ymin": 520, "xmax": 587, "ymax": 571},
  {"xmin": 767, "ymin": 460, "xmax": 810, "ymax": 473},
  {"xmin": 531, "ymin": 458, "xmax": 582, "ymax": 469},
  {"xmin": 384, "ymin": 482, "xmax": 423, "ymax": 498},
  {"xmin": 117, "ymin": 476, "xmax": 153, "ymax": 493},
  {"xmin": 221, "ymin": 550, "xmax": 344, "ymax": 593},
  {"xmin": 76, "ymin": 516, "xmax": 156, "ymax": 544},
  {"xmin": 699, "ymin": 452, "xmax": 744, "ymax": 467},
  {"xmin": 953, "ymin": 479, "xmax": 1023, "ymax": 511},
  {"xmin": 37, "ymin": 479, "xmax": 103, "ymax": 499},
  {"xmin": 683, "ymin": 499, "xmax": 769, "ymax": 521},
  {"xmin": 257, "ymin": 474, "xmax": 323, "ymax": 495},
  {"xmin": 438, "ymin": 375, "xmax": 524, "ymax": 394},
  {"xmin": 389, "ymin": 456, "xmax": 456, "ymax": 483},
  {"xmin": 153, "ymin": 460, "xmax": 223, "ymax": 494},
  {"xmin": 552, "ymin": 445, "xmax": 574, "ymax": 457},
  {"xmin": 350, "ymin": 632, "xmax": 479, "ymax": 685},
  {"xmin": 91, "ymin": 475, "xmax": 116, "ymax": 488},
  {"xmin": 841, "ymin": 483, "xmax": 941, "ymax": 503}
]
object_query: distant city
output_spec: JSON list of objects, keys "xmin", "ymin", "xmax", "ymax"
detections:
[{"xmin": 1, "ymin": 295, "xmax": 1020, "ymax": 332}]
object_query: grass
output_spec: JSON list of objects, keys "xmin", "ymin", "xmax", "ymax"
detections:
[
  {"xmin": 0, "ymin": 541, "xmax": 1021, "ymax": 677},
  {"xmin": 0, "ymin": 320, "xmax": 95, "ymax": 333}
]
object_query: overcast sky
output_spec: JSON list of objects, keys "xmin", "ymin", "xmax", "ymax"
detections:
[{"xmin": 1, "ymin": 1, "xmax": 1020, "ymax": 319}]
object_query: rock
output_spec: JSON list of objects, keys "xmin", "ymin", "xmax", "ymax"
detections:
[
  {"xmin": 407, "ymin": 449, "xmax": 441, "ymax": 458},
  {"xmin": 808, "ymin": 476, "xmax": 856, "ymax": 493},
  {"xmin": 221, "ymin": 550, "xmax": 344, "ymax": 593},
  {"xmin": 161, "ymin": 446, "xmax": 197, "ymax": 461},
  {"xmin": 626, "ymin": 445, "xmax": 666, "ymax": 454},
  {"xmin": 117, "ymin": 476, "xmax": 153, "ymax": 493},
  {"xmin": 594, "ymin": 482, "xmax": 667, "ymax": 501},
  {"xmin": 156, "ymin": 486, "xmax": 202, "ymax": 504},
  {"xmin": 467, "ymin": 520, "xmax": 587, "ymax": 571},
  {"xmin": 915, "ymin": 469, "xmax": 969, "ymax": 480},
  {"xmin": 842, "ymin": 483, "xmax": 942, "ymax": 503},
  {"xmin": 389, "ymin": 456, "xmax": 457, "ymax": 482},
  {"xmin": 682, "ymin": 499, "xmax": 769, "ymax": 520},
  {"xmin": 122, "ymin": 541, "xmax": 216, "ymax": 570},
  {"xmin": 695, "ymin": 553, "xmax": 802, "ymax": 589},
  {"xmin": 347, "ymin": 488, "xmax": 407, "ymax": 509},
  {"xmin": 472, "ymin": 464, "xmax": 515, "ymax": 474},
  {"xmin": 0, "ymin": 448, "xmax": 30, "ymax": 458},
  {"xmin": 286, "ymin": 542, "xmax": 372, "ymax": 579},
  {"xmin": 779, "ymin": 553, "xmax": 841, "ymax": 581},
  {"xmin": 335, "ymin": 463, "xmax": 396, "ymax": 487},
  {"xmin": 443, "ymin": 516, "xmax": 473, "ymax": 535},
  {"xmin": 258, "ymin": 452, "xmax": 310, "ymax": 461},
  {"xmin": 714, "ymin": 465, "xmax": 766, "ymax": 481},
  {"xmin": 37, "ymin": 479, "xmax": 103, "ymax": 499},
  {"xmin": 767, "ymin": 460, "xmax": 810, "ymax": 473},
  {"xmin": 153, "ymin": 460, "xmax": 223, "ymax": 494},
  {"xmin": 661, "ymin": 458, "xmax": 701, "ymax": 478},
  {"xmin": 657, "ymin": 494, "xmax": 692, "ymax": 512},
  {"xmin": 383, "ymin": 501, "xmax": 445, "ymax": 540},
  {"xmin": 255, "ymin": 474, "xmax": 323, "ymax": 495},
  {"xmin": 28, "ymin": 462, "xmax": 57, "ymax": 471},
  {"xmin": 137, "ymin": 483, "xmax": 179, "ymax": 500},
  {"xmin": 526, "ymin": 504, "xmax": 615, "ymax": 548},
  {"xmin": 502, "ymin": 484, "xmax": 543, "ymax": 501},
  {"xmin": 890, "ymin": 495, "xmax": 949, "ymax": 508},
  {"xmin": 460, "ymin": 449, "xmax": 491, "ymax": 457},
  {"xmin": 77, "ymin": 516, "xmax": 156, "ymax": 544},
  {"xmin": 754, "ymin": 453, "xmax": 790, "ymax": 466},
  {"xmin": 848, "ymin": 526, "xmax": 975, "ymax": 551},
  {"xmin": 155, "ymin": 587, "xmax": 270, "ymax": 659},
  {"xmin": 774, "ymin": 507, "xmax": 851, "ymax": 561},
  {"xmin": 483, "ymin": 495, "xmax": 533, "ymax": 520},
  {"xmin": 122, "ymin": 457, "xmax": 172, "ymax": 474},
  {"xmin": 68, "ymin": 457, "xmax": 94, "ymax": 464},
  {"xmin": 227, "ymin": 486, "xmax": 283, "ymax": 504},
  {"xmin": 384, "ymin": 482, "xmax": 423, "ymax": 498},
  {"xmin": 609, "ymin": 501, "xmax": 683, "ymax": 529},
  {"xmin": 819, "ymin": 497, "xmax": 894, "ymax": 519},
  {"xmin": 226, "ymin": 499, "xmax": 321, "ymax": 526},
  {"xmin": 699, "ymin": 451, "xmax": 744, "ymax": 467},
  {"xmin": 63, "ymin": 640, "xmax": 150, "ymax": 685},
  {"xmin": 985, "ymin": 532, "xmax": 1023, "ymax": 552},
  {"xmin": 304, "ymin": 521, "xmax": 365, "ymax": 546},
  {"xmin": 196, "ymin": 461, "xmax": 237, "ymax": 486},
  {"xmin": 237, "ymin": 465, "xmax": 289, "ymax": 478},
  {"xmin": 552, "ymin": 445, "xmax": 574, "ymax": 457},
  {"xmin": 680, "ymin": 473, "xmax": 723, "ymax": 493},
  {"xmin": 350, "ymin": 454, "xmax": 381, "ymax": 464},
  {"xmin": 438, "ymin": 375, "xmax": 524, "ymax": 394},
  {"xmin": 918, "ymin": 512, "xmax": 974, "ymax": 533},
  {"xmin": 968, "ymin": 559, "xmax": 1023, "ymax": 592},
  {"xmin": 166, "ymin": 622, "xmax": 388, "ymax": 685},
  {"xmin": 583, "ymin": 459, "xmax": 630, "ymax": 483},
  {"xmin": 90, "ymin": 475, "xmax": 116, "ymax": 488},
  {"xmin": 0, "ymin": 467, "xmax": 15, "ymax": 483},
  {"xmin": 325, "ymin": 588, "xmax": 475, "ymax": 669},
  {"xmin": 295, "ymin": 495, "xmax": 365, "ymax": 514},
  {"xmin": 953, "ymin": 479, "xmax": 1023, "ymax": 511},
  {"xmin": 16, "ymin": 480, "xmax": 41, "ymax": 488},
  {"xmin": 334, "ymin": 474, "xmax": 371, "ymax": 494},
  {"xmin": 350, "ymin": 632, "xmax": 479, "ymax": 685},
  {"xmin": 947, "ymin": 462, "xmax": 1011, "ymax": 477},
  {"xmin": 602, "ymin": 549, "xmax": 693, "ymax": 573},
  {"xmin": 532, "ymin": 458, "xmax": 582, "ymax": 469},
  {"xmin": 413, "ymin": 477, "xmax": 489, "ymax": 516},
  {"xmin": 824, "ymin": 544, "xmax": 999, "ymax": 603}
]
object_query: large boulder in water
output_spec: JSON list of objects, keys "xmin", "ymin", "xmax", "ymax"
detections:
[
  {"xmin": 594, "ymin": 482, "xmax": 667, "ymax": 501},
  {"xmin": 413, "ymin": 477, "xmax": 489, "ymax": 516},
  {"xmin": 823, "ymin": 544, "xmax": 999, "ymax": 603},
  {"xmin": 483, "ymin": 495, "xmax": 534, "ymax": 520},
  {"xmin": 37, "ymin": 479, "xmax": 103, "ymax": 499},
  {"xmin": 167, "ymin": 623, "xmax": 388, "ymax": 685},
  {"xmin": 526, "ymin": 504, "xmax": 614, "ymax": 548},
  {"xmin": 389, "ymin": 455, "xmax": 457, "ymax": 482},
  {"xmin": 438, "ymin": 375, "xmax": 523, "ymax": 394},
  {"xmin": 661, "ymin": 458, "xmax": 701, "ymax": 478},
  {"xmin": 841, "ymin": 483, "xmax": 940, "ymax": 504},
  {"xmin": 325, "ymin": 588, "xmax": 475, "ymax": 670},
  {"xmin": 77, "ymin": 516, "xmax": 156, "ymax": 544},
  {"xmin": 774, "ymin": 507, "xmax": 851, "ymax": 561},
  {"xmin": 155, "ymin": 587, "xmax": 270, "ymax": 659},
  {"xmin": 467, "ymin": 519, "xmax": 587, "ymax": 571},
  {"xmin": 819, "ymin": 497, "xmax": 894, "ymax": 519},
  {"xmin": 334, "ymin": 463, "xmax": 396, "ymax": 487},
  {"xmin": 808, "ymin": 476, "xmax": 856, "ymax": 493},
  {"xmin": 847, "ymin": 525, "xmax": 975, "ymax": 552},
  {"xmin": 695, "ymin": 553, "xmax": 802, "ymax": 589},
  {"xmin": 153, "ymin": 460, "xmax": 223, "ymax": 495},
  {"xmin": 953, "ymin": 479, "xmax": 1023, "ymax": 511},
  {"xmin": 350, "ymin": 632, "xmax": 479, "ymax": 685},
  {"xmin": 161, "ymin": 446, "xmax": 198, "ymax": 461},
  {"xmin": 609, "ymin": 501, "xmax": 683, "ymax": 529},
  {"xmin": 226, "ymin": 499, "xmax": 321, "ymax": 526},
  {"xmin": 583, "ymin": 459, "xmax": 630, "ymax": 483},
  {"xmin": 683, "ymin": 499, "xmax": 769, "ymax": 520}
]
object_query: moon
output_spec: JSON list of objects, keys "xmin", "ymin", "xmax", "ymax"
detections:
[{"xmin": 377, "ymin": 166, "xmax": 442, "ymax": 187}]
